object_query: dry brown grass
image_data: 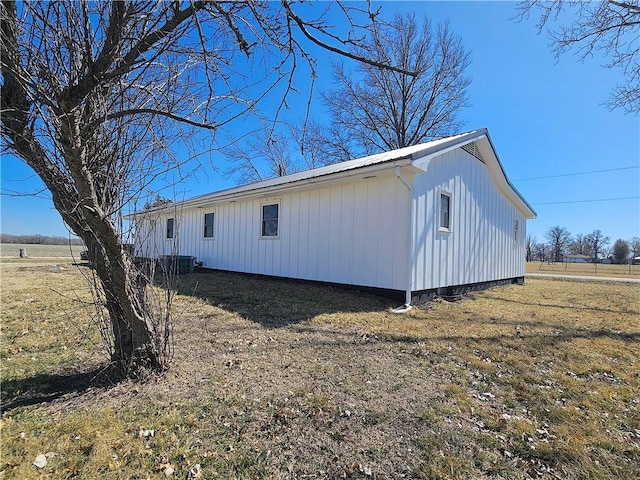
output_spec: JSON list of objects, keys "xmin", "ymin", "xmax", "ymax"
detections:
[
  {"xmin": 0, "ymin": 243, "xmax": 85, "ymax": 260},
  {"xmin": 526, "ymin": 260, "xmax": 640, "ymax": 278},
  {"xmin": 1, "ymin": 265, "xmax": 639, "ymax": 479}
]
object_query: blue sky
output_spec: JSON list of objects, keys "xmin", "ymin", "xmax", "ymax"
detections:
[{"xmin": 1, "ymin": 1, "xmax": 638, "ymax": 247}]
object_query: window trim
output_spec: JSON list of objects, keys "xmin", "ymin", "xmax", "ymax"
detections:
[
  {"xmin": 260, "ymin": 200, "xmax": 280, "ymax": 239},
  {"xmin": 438, "ymin": 190, "xmax": 452, "ymax": 233},
  {"xmin": 513, "ymin": 218, "xmax": 520, "ymax": 244},
  {"xmin": 203, "ymin": 211, "xmax": 215, "ymax": 239},
  {"xmin": 166, "ymin": 217, "xmax": 175, "ymax": 239}
]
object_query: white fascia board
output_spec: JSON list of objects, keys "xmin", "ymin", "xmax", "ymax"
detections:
[
  {"xmin": 187, "ymin": 158, "xmax": 416, "ymax": 206},
  {"xmin": 411, "ymin": 129, "xmax": 486, "ymax": 171},
  {"xmin": 410, "ymin": 129, "xmax": 536, "ymax": 220},
  {"xmin": 476, "ymin": 133, "xmax": 537, "ymax": 219}
]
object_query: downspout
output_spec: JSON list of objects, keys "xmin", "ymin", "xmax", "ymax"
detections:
[{"xmin": 394, "ymin": 166, "xmax": 414, "ymax": 313}]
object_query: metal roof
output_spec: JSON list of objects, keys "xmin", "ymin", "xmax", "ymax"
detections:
[{"xmin": 133, "ymin": 128, "xmax": 536, "ymax": 218}]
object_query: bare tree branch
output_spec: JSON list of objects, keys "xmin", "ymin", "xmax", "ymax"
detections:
[
  {"xmin": 97, "ymin": 108, "xmax": 219, "ymax": 131},
  {"xmin": 1, "ymin": 0, "xmax": 406, "ymax": 378},
  {"xmin": 317, "ymin": 13, "xmax": 471, "ymax": 161},
  {"xmin": 281, "ymin": 0, "xmax": 417, "ymax": 76},
  {"xmin": 515, "ymin": 0, "xmax": 640, "ymax": 114}
]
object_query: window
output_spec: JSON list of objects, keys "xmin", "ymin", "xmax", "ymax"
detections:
[
  {"xmin": 166, "ymin": 218, "xmax": 174, "ymax": 239},
  {"xmin": 514, "ymin": 219, "xmax": 520, "ymax": 243},
  {"xmin": 439, "ymin": 192, "xmax": 451, "ymax": 231},
  {"xmin": 261, "ymin": 203, "xmax": 279, "ymax": 237},
  {"xmin": 204, "ymin": 212, "xmax": 215, "ymax": 238}
]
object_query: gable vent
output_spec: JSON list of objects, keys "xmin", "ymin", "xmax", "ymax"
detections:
[{"xmin": 461, "ymin": 141, "xmax": 485, "ymax": 163}]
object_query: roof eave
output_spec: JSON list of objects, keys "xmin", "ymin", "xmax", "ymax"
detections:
[
  {"xmin": 127, "ymin": 157, "xmax": 415, "ymax": 217},
  {"xmin": 480, "ymin": 131, "xmax": 537, "ymax": 219}
]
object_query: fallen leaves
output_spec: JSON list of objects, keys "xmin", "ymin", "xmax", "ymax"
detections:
[
  {"xmin": 159, "ymin": 463, "xmax": 174, "ymax": 476},
  {"xmin": 31, "ymin": 452, "xmax": 57, "ymax": 469},
  {"xmin": 188, "ymin": 463, "xmax": 202, "ymax": 479},
  {"xmin": 3, "ymin": 271, "xmax": 639, "ymax": 479},
  {"xmin": 32, "ymin": 454, "xmax": 47, "ymax": 469},
  {"xmin": 138, "ymin": 428, "xmax": 155, "ymax": 438},
  {"xmin": 156, "ymin": 461, "xmax": 203, "ymax": 478}
]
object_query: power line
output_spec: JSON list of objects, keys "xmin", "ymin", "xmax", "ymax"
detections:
[
  {"xmin": 512, "ymin": 165, "xmax": 639, "ymax": 181},
  {"xmin": 532, "ymin": 196, "xmax": 640, "ymax": 206}
]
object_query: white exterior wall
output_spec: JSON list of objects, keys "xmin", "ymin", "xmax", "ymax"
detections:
[
  {"xmin": 411, "ymin": 149, "xmax": 527, "ymax": 291},
  {"xmin": 135, "ymin": 174, "xmax": 411, "ymax": 291}
]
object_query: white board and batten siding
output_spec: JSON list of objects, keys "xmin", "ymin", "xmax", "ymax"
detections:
[
  {"xmin": 135, "ymin": 172, "xmax": 411, "ymax": 291},
  {"xmin": 410, "ymin": 148, "xmax": 527, "ymax": 292},
  {"xmin": 133, "ymin": 128, "xmax": 536, "ymax": 301}
]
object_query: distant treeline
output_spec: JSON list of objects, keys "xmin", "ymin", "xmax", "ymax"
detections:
[{"xmin": 1, "ymin": 233, "xmax": 84, "ymax": 246}]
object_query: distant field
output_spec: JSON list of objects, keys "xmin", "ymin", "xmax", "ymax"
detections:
[
  {"xmin": 0, "ymin": 243, "xmax": 85, "ymax": 259},
  {"xmin": 526, "ymin": 260, "xmax": 640, "ymax": 278}
]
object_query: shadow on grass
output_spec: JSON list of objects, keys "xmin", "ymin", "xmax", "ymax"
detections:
[
  {"xmin": 1, "ymin": 365, "xmax": 115, "ymax": 413},
  {"xmin": 174, "ymin": 269, "xmax": 395, "ymax": 328},
  {"xmin": 174, "ymin": 270, "xmax": 640, "ymax": 346}
]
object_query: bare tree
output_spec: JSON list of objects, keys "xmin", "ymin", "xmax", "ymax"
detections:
[
  {"xmin": 222, "ymin": 119, "xmax": 339, "ymax": 185},
  {"xmin": 223, "ymin": 131, "xmax": 299, "ymax": 185},
  {"xmin": 318, "ymin": 13, "xmax": 471, "ymax": 160},
  {"xmin": 0, "ymin": 233, "xmax": 84, "ymax": 246},
  {"xmin": 0, "ymin": 1, "xmax": 401, "ymax": 377},
  {"xmin": 545, "ymin": 226, "xmax": 572, "ymax": 262},
  {"xmin": 516, "ymin": 1, "xmax": 640, "ymax": 114},
  {"xmin": 288, "ymin": 121, "xmax": 341, "ymax": 170},
  {"xmin": 630, "ymin": 236, "xmax": 640, "ymax": 257},
  {"xmin": 526, "ymin": 234, "xmax": 536, "ymax": 262},
  {"xmin": 586, "ymin": 229, "xmax": 611, "ymax": 260},
  {"xmin": 533, "ymin": 242, "xmax": 549, "ymax": 262},
  {"xmin": 569, "ymin": 232, "xmax": 590, "ymax": 255}
]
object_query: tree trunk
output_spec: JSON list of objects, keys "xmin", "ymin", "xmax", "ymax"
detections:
[
  {"xmin": 90, "ymin": 237, "xmax": 161, "ymax": 374},
  {"xmin": 0, "ymin": 21, "xmax": 164, "ymax": 375},
  {"xmin": 49, "ymin": 99, "xmax": 164, "ymax": 376},
  {"xmin": 60, "ymin": 204, "xmax": 162, "ymax": 376}
]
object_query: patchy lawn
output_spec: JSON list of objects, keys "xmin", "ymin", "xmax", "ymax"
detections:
[{"xmin": 1, "ymin": 265, "xmax": 639, "ymax": 479}]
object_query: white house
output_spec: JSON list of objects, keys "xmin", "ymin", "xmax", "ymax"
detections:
[
  {"xmin": 563, "ymin": 254, "xmax": 591, "ymax": 263},
  {"xmin": 131, "ymin": 128, "xmax": 536, "ymax": 305}
]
